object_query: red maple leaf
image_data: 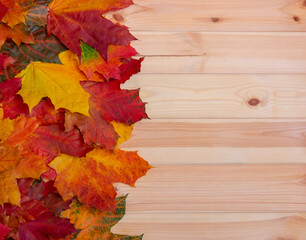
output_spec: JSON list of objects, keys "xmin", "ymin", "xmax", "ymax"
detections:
[
  {"xmin": 20, "ymin": 124, "xmax": 93, "ymax": 161},
  {"xmin": 65, "ymin": 110, "xmax": 119, "ymax": 150},
  {"xmin": 47, "ymin": 10, "xmax": 136, "ymax": 59},
  {"xmin": 0, "ymin": 2, "xmax": 8, "ymax": 21},
  {"xmin": 19, "ymin": 212, "xmax": 76, "ymax": 240},
  {"xmin": 82, "ymin": 81, "xmax": 148, "ymax": 125},
  {"xmin": 0, "ymin": 78, "xmax": 29, "ymax": 119}
]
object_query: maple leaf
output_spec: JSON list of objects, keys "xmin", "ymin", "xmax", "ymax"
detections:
[
  {"xmin": 16, "ymin": 50, "xmax": 90, "ymax": 116},
  {"xmin": 0, "ymin": 53, "xmax": 14, "ymax": 71},
  {"xmin": 20, "ymin": 124, "xmax": 93, "ymax": 161},
  {"xmin": 0, "ymin": 78, "xmax": 29, "ymax": 119},
  {"xmin": 0, "ymin": 26, "xmax": 66, "ymax": 82},
  {"xmin": 0, "ymin": 223, "xmax": 9, "ymax": 240},
  {"xmin": 1, "ymin": 0, "xmax": 52, "ymax": 28},
  {"xmin": 24, "ymin": 0, "xmax": 52, "ymax": 28},
  {"xmin": 0, "ymin": 2, "xmax": 8, "ymax": 21},
  {"xmin": 0, "ymin": 108, "xmax": 15, "ymax": 143},
  {"xmin": 43, "ymin": 193, "xmax": 71, "ymax": 215},
  {"xmin": 4, "ymin": 115, "xmax": 40, "ymax": 147},
  {"xmin": 82, "ymin": 81, "xmax": 148, "ymax": 125},
  {"xmin": 47, "ymin": 10, "xmax": 136, "ymax": 59},
  {"xmin": 0, "ymin": 146, "xmax": 47, "ymax": 206},
  {"xmin": 62, "ymin": 196, "xmax": 142, "ymax": 240},
  {"xmin": 0, "ymin": 23, "xmax": 34, "ymax": 48},
  {"xmin": 13, "ymin": 153, "xmax": 47, "ymax": 180},
  {"xmin": 31, "ymin": 97, "xmax": 65, "ymax": 125},
  {"xmin": 80, "ymin": 42, "xmax": 138, "ymax": 81},
  {"xmin": 118, "ymin": 57, "xmax": 144, "ymax": 84},
  {"xmin": 48, "ymin": 0, "xmax": 133, "ymax": 15},
  {"xmin": 0, "ymin": 0, "xmax": 25, "ymax": 27},
  {"xmin": 0, "ymin": 179, "xmax": 48, "ymax": 238},
  {"xmin": 2, "ymin": 177, "xmax": 75, "ymax": 239},
  {"xmin": 19, "ymin": 212, "xmax": 77, "ymax": 240},
  {"xmin": 110, "ymin": 121, "xmax": 134, "ymax": 146},
  {"xmin": 28, "ymin": 180, "xmax": 71, "ymax": 214},
  {"xmin": 65, "ymin": 110, "xmax": 118, "ymax": 150},
  {"xmin": 49, "ymin": 148, "xmax": 151, "ymax": 211},
  {"xmin": 0, "ymin": 77, "xmax": 21, "ymax": 101},
  {"xmin": 28, "ymin": 180, "xmax": 56, "ymax": 201},
  {"xmin": 25, "ymin": 5, "xmax": 48, "ymax": 28},
  {"xmin": 5, "ymin": 179, "xmax": 48, "ymax": 222}
]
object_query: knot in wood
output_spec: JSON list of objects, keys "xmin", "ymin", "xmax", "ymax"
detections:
[
  {"xmin": 248, "ymin": 98, "xmax": 260, "ymax": 106},
  {"xmin": 113, "ymin": 13, "xmax": 124, "ymax": 22},
  {"xmin": 293, "ymin": 16, "xmax": 300, "ymax": 22},
  {"xmin": 210, "ymin": 17, "xmax": 220, "ymax": 22}
]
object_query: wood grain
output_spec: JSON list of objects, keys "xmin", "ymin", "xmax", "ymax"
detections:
[
  {"xmin": 108, "ymin": 0, "xmax": 306, "ymax": 238},
  {"xmin": 121, "ymin": 147, "xmax": 306, "ymax": 164},
  {"xmin": 129, "ymin": 32, "xmax": 306, "ymax": 73},
  {"xmin": 132, "ymin": 32, "xmax": 306, "ymax": 56},
  {"xmin": 123, "ymin": 74, "xmax": 306, "ymax": 119},
  {"xmin": 139, "ymin": 55, "xmax": 306, "ymax": 74},
  {"xmin": 115, "ymin": 164, "xmax": 306, "ymax": 212},
  {"xmin": 104, "ymin": 0, "xmax": 306, "ymax": 32},
  {"xmin": 113, "ymin": 213, "xmax": 306, "ymax": 240},
  {"xmin": 121, "ymin": 120, "xmax": 306, "ymax": 148}
]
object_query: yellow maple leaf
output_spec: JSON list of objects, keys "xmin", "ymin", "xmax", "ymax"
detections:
[
  {"xmin": 16, "ymin": 51, "xmax": 90, "ymax": 116},
  {"xmin": 110, "ymin": 121, "xmax": 133, "ymax": 147},
  {"xmin": 0, "ymin": 108, "xmax": 15, "ymax": 143},
  {"xmin": 0, "ymin": 171, "xmax": 20, "ymax": 206},
  {"xmin": 48, "ymin": 0, "xmax": 132, "ymax": 14}
]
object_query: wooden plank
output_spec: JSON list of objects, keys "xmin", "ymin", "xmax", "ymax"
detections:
[
  {"xmin": 120, "ymin": 120, "xmax": 306, "ymax": 148},
  {"xmin": 132, "ymin": 32, "xmax": 306, "ymax": 56},
  {"xmin": 122, "ymin": 147, "xmax": 306, "ymax": 164},
  {"xmin": 113, "ymin": 212, "xmax": 306, "ymax": 240},
  {"xmin": 140, "ymin": 56, "xmax": 306, "ymax": 74},
  {"xmin": 104, "ymin": 0, "xmax": 306, "ymax": 32},
  {"xmin": 130, "ymin": 32, "xmax": 306, "ymax": 73},
  {"xmin": 123, "ymin": 74, "xmax": 306, "ymax": 119},
  {"xmin": 115, "ymin": 164, "xmax": 306, "ymax": 212}
]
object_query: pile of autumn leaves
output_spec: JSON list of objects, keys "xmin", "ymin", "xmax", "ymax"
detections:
[{"xmin": 0, "ymin": 0, "xmax": 150, "ymax": 239}]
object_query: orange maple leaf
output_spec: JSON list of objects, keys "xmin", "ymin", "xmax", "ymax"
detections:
[
  {"xmin": 0, "ymin": 145, "xmax": 47, "ymax": 206},
  {"xmin": 49, "ymin": 148, "xmax": 151, "ymax": 211},
  {"xmin": 4, "ymin": 115, "xmax": 40, "ymax": 147},
  {"xmin": 0, "ymin": 0, "xmax": 25, "ymax": 27},
  {"xmin": 0, "ymin": 23, "xmax": 34, "ymax": 48}
]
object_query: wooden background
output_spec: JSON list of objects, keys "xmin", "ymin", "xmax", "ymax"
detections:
[{"xmin": 108, "ymin": 0, "xmax": 306, "ymax": 239}]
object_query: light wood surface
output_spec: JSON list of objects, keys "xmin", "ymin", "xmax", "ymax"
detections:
[
  {"xmin": 115, "ymin": 164, "xmax": 306, "ymax": 212},
  {"xmin": 123, "ymin": 74, "xmax": 306, "ymax": 119},
  {"xmin": 122, "ymin": 147, "xmax": 306, "ymax": 164},
  {"xmin": 113, "ymin": 213, "xmax": 306, "ymax": 240},
  {"xmin": 121, "ymin": 120, "xmax": 306, "ymax": 148},
  {"xmin": 105, "ymin": 0, "xmax": 306, "ymax": 32},
  {"xmin": 112, "ymin": 0, "xmax": 306, "ymax": 239}
]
